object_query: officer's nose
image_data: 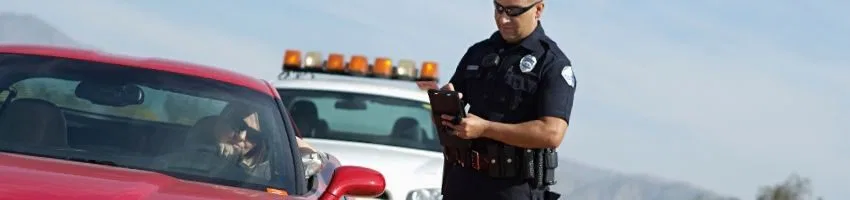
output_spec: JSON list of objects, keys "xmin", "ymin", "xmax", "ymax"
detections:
[{"xmin": 497, "ymin": 15, "xmax": 512, "ymax": 25}]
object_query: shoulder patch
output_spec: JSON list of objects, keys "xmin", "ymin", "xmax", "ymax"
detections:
[{"xmin": 561, "ymin": 65, "xmax": 574, "ymax": 87}]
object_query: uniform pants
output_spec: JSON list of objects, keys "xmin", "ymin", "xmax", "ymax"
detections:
[{"xmin": 441, "ymin": 165, "xmax": 556, "ymax": 200}]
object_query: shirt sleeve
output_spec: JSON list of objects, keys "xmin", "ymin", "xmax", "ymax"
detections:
[{"xmin": 539, "ymin": 58, "xmax": 576, "ymax": 124}]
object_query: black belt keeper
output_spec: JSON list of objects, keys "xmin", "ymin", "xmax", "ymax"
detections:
[
  {"xmin": 502, "ymin": 145, "xmax": 517, "ymax": 177},
  {"xmin": 486, "ymin": 142, "xmax": 501, "ymax": 177},
  {"xmin": 521, "ymin": 148, "xmax": 534, "ymax": 179}
]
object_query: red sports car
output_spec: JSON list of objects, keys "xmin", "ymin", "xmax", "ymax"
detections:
[{"xmin": 0, "ymin": 44, "xmax": 386, "ymax": 200}]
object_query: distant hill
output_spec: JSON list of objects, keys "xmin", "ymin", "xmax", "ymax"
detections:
[
  {"xmin": 0, "ymin": 11, "xmax": 739, "ymax": 200},
  {"xmin": 0, "ymin": 12, "xmax": 84, "ymax": 48},
  {"xmin": 554, "ymin": 159, "xmax": 738, "ymax": 199}
]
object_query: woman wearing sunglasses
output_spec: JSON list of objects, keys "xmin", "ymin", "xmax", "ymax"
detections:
[{"xmin": 216, "ymin": 102, "xmax": 324, "ymax": 182}]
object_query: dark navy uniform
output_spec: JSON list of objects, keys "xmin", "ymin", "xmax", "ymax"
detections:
[{"xmin": 441, "ymin": 22, "xmax": 575, "ymax": 200}]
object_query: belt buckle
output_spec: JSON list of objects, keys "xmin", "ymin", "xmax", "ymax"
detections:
[{"xmin": 471, "ymin": 150, "xmax": 480, "ymax": 170}]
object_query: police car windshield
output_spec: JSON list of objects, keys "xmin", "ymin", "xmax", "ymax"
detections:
[
  {"xmin": 0, "ymin": 53, "xmax": 297, "ymax": 193},
  {"xmin": 278, "ymin": 89, "xmax": 441, "ymax": 152}
]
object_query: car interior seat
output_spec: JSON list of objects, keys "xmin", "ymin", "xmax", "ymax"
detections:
[
  {"xmin": 390, "ymin": 117, "xmax": 425, "ymax": 142},
  {"xmin": 0, "ymin": 98, "xmax": 69, "ymax": 147},
  {"xmin": 184, "ymin": 115, "xmax": 221, "ymax": 146},
  {"xmin": 289, "ymin": 100, "xmax": 328, "ymax": 137}
]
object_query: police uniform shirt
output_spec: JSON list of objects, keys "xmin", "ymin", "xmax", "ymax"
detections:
[
  {"xmin": 450, "ymin": 22, "xmax": 576, "ymax": 126},
  {"xmin": 443, "ymin": 22, "xmax": 576, "ymax": 199}
]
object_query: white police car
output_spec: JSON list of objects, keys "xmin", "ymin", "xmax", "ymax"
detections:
[{"xmin": 274, "ymin": 49, "xmax": 444, "ymax": 200}]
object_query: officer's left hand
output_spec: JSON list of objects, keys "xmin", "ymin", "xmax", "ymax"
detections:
[{"xmin": 441, "ymin": 114, "xmax": 490, "ymax": 139}]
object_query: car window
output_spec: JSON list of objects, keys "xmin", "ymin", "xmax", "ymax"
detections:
[
  {"xmin": 0, "ymin": 53, "xmax": 297, "ymax": 193},
  {"xmin": 278, "ymin": 89, "xmax": 440, "ymax": 152},
  {"xmin": 9, "ymin": 77, "xmax": 229, "ymax": 125}
]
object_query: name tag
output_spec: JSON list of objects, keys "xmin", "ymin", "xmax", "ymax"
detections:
[{"xmin": 466, "ymin": 65, "xmax": 479, "ymax": 70}]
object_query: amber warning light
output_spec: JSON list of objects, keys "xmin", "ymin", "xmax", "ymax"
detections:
[{"xmin": 279, "ymin": 49, "xmax": 439, "ymax": 82}]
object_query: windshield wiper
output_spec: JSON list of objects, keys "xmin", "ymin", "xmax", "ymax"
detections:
[
  {"xmin": 67, "ymin": 157, "xmax": 123, "ymax": 167},
  {"xmin": 0, "ymin": 148, "xmax": 123, "ymax": 167}
]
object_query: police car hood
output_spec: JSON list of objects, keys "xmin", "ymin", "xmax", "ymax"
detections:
[{"xmin": 304, "ymin": 138, "xmax": 443, "ymax": 190}]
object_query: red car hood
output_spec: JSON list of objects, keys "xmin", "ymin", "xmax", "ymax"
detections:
[{"xmin": 0, "ymin": 152, "xmax": 306, "ymax": 200}]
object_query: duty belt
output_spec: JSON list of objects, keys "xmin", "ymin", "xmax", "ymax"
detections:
[
  {"xmin": 443, "ymin": 146, "xmax": 522, "ymax": 178},
  {"xmin": 444, "ymin": 147, "xmax": 487, "ymax": 171}
]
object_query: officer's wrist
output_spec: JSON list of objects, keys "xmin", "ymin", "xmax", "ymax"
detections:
[{"xmin": 481, "ymin": 120, "xmax": 495, "ymax": 138}]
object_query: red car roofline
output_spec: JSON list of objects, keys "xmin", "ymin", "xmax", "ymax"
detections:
[{"xmin": 0, "ymin": 44, "xmax": 276, "ymax": 98}]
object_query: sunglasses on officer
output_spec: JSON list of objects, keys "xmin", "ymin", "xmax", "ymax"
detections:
[{"xmin": 493, "ymin": 0, "xmax": 542, "ymax": 17}]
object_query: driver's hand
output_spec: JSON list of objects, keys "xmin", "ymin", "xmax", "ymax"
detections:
[{"xmin": 301, "ymin": 152, "xmax": 323, "ymax": 178}]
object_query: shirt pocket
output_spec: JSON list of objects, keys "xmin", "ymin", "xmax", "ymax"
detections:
[
  {"xmin": 462, "ymin": 68, "xmax": 489, "ymax": 107},
  {"xmin": 505, "ymin": 71, "xmax": 541, "ymax": 110}
]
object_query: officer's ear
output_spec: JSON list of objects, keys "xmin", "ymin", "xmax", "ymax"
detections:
[{"xmin": 535, "ymin": 1, "xmax": 545, "ymax": 20}]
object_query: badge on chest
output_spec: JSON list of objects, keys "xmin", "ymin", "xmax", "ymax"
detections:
[{"xmin": 519, "ymin": 54, "xmax": 537, "ymax": 73}]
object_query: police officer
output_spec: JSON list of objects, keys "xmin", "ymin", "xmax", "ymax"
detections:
[{"xmin": 417, "ymin": 0, "xmax": 575, "ymax": 199}]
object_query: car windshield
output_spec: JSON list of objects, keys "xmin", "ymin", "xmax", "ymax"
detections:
[
  {"xmin": 0, "ymin": 53, "xmax": 296, "ymax": 192},
  {"xmin": 278, "ymin": 88, "xmax": 440, "ymax": 152}
]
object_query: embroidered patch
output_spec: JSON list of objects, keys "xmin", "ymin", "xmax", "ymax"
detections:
[
  {"xmin": 561, "ymin": 65, "xmax": 574, "ymax": 87},
  {"xmin": 519, "ymin": 54, "xmax": 536, "ymax": 73}
]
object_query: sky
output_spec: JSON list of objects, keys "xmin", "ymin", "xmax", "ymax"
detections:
[{"xmin": 3, "ymin": 0, "xmax": 848, "ymax": 198}]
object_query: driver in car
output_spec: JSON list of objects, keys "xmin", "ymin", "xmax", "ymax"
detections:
[
  {"xmin": 160, "ymin": 101, "xmax": 322, "ymax": 180},
  {"xmin": 216, "ymin": 102, "xmax": 324, "ymax": 180},
  {"xmin": 213, "ymin": 102, "xmax": 265, "ymax": 173}
]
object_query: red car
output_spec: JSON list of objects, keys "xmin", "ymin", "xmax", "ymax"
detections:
[{"xmin": 0, "ymin": 44, "xmax": 386, "ymax": 200}]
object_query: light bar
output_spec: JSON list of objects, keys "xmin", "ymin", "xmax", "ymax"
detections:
[
  {"xmin": 326, "ymin": 53, "xmax": 345, "ymax": 72},
  {"xmin": 420, "ymin": 61, "xmax": 438, "ymax": 81},
  {"xmin": 304, "ymin": 51, "xmax": 323, "ymax": 69},
  {"xmin": 395, "ymin": 59, "xmax": 417, "ymax": 80},
  {"xmin": 373, "ymin": 57, "xmax": 392, "ymax": 78},
  {"xmin": 349, "ymin": 55, "xmax": 369, "ymax": 75},
  {"xmin": 279, "ymin": 49, "xmax": 440, "ymax": 82},
  {"xmin": 283, "ymin": 49, "xmax": 301, "ymax": 70}
]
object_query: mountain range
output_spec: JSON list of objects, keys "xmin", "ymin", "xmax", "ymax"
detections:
[{"xmin": 0, "ymin": 11, "xmax": 741, "ymax": 200}]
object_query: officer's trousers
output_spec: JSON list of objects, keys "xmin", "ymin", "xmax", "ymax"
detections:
[{"xmin": 441, "ymin": 165, "xmax": 559, "ymax": 200}]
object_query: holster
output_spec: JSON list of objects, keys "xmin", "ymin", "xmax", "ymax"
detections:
[
  {"xmin": 543, "ymin": 148, "xmax": 558, "ymax": 186},
  {"xmin": 530, "ymin": 148, "xmax": 559, "ymax": 189},
  {"xmin": 532, "ymin": 148, "xmax": 544, "ymax": 188}
]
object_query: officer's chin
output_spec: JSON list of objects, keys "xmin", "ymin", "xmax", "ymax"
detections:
[{"xmin": 498, "ymin": 30, "xmax": 519, "ymax": 41}]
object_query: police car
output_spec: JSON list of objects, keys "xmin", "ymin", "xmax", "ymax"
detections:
[{"xmin": 274, "ymin": 50, "xmax": 444, "ymax": 200}]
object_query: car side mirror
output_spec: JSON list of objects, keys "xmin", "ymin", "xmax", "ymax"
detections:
[{"xmin": 319, "ymin": 166, "xmax": 386, "ymax": 200}]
